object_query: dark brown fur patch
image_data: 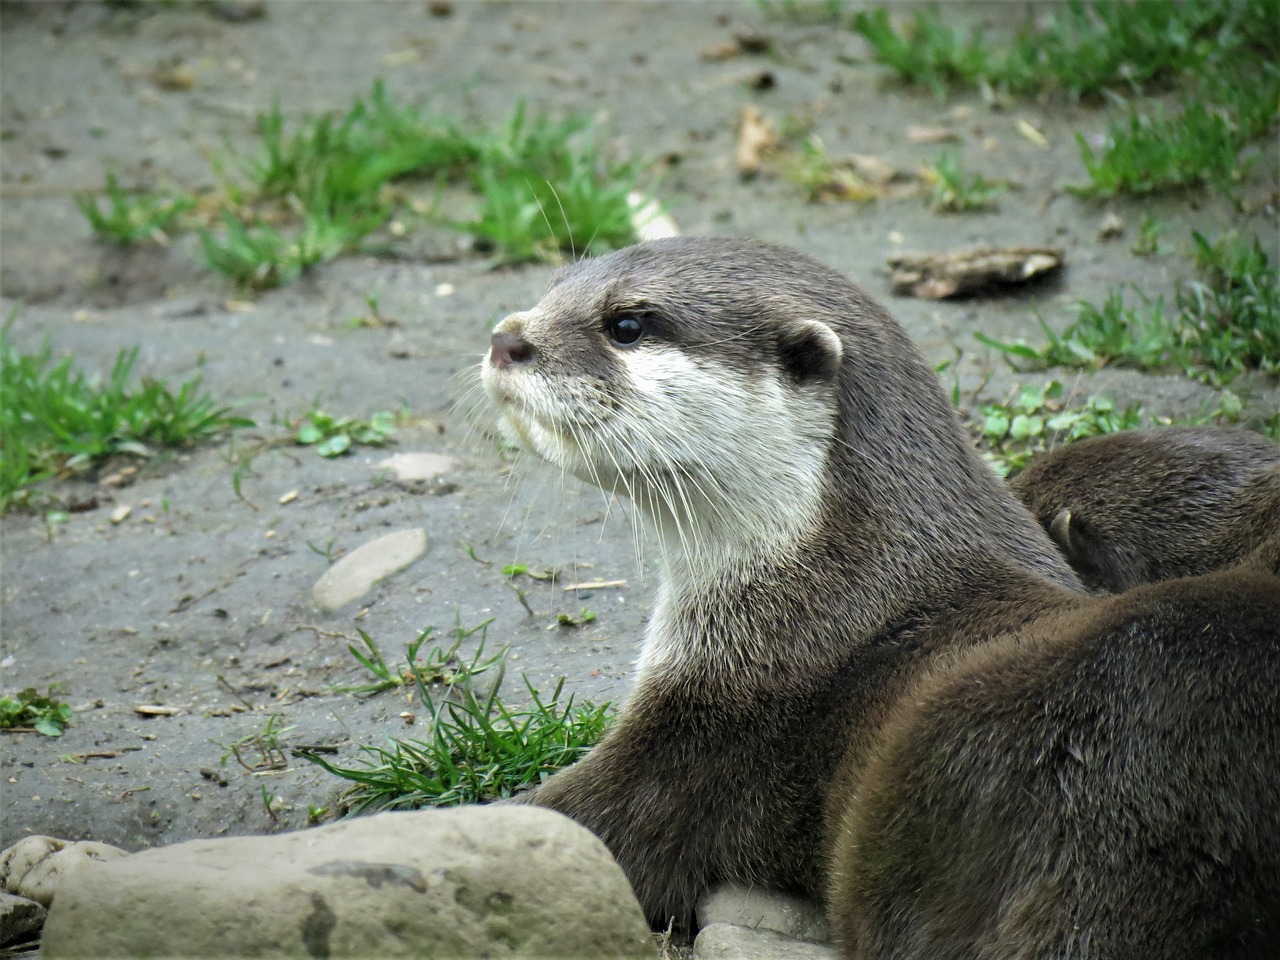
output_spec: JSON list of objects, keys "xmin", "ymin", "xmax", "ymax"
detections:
[{"xmin": 1013, "ymin": 427, "xmax": 1280, "ymax": 590}]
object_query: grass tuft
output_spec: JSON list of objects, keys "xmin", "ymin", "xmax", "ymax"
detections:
[
  {"xmin": 853, "ymin": 0, "xmax": 1275, "ymax": 101},
  {"xmin": 977, "ymin": 231, "xmax": 1279, "ymax": 385},
  {"xmin": 921, "ymin": 150, "xmax": 1001, "ymax": 212},
  {"xmin": 300, "ymin": 621, "xmax": 611, "ymax": 810},
  {"xmin": 79, "ymin": 81, "xmax": 645, "ymax": 285},
  {"xmin": 464, "ymin": 105, "xmax": 640, "ymax": 262},
  {"xmin": 76, "ymin": 173, "xmax": 195, "ymax": 246},
  {"xmin": 1072, "ymin": 70, "xmax": 1280, "ymax": 197},
  {"xmin": 1, "ymin": 315, "xmax": 253, "ymax": 511}
]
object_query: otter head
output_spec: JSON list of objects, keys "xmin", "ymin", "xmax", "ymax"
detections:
[{"xmin": 481, "ymin": 237, "xmax": 845, "ymax": 563}]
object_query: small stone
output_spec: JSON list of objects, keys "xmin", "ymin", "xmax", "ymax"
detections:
[
  {"xmin": 374, "ymin": 453, "xmax": 456, "ymax": 483},
  {"xmin": 311, "ymin": 528, "xmax": 428, "ymax": 611},
  {"xmin": 694, "ymin": 923, "xmax": 837, "ymax": 960},
  {"xmin": 0, "ymin": 837, "xmax": 130, "ymax": 907},
  {"xmin": 698, "ymin": 884, "xmax": 830, "ymax": 943},
  {"xmin": 109, "ymin": 504, "xmax": 132, "ymax": 524},
  {"xmin": 0, "ymin": 892, "xmax": 46, "ymax": 948},
  {"xmin": 1098, "ymin": 211, "xmax": 1125, "ymax": 240}
]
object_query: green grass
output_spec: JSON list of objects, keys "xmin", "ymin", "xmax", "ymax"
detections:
[
  {"xmin": 969, "ymin": 380, "xmax": 1144, "ymax": 477},
  {"xmin": 921, "ymin": 150, "xmax": 1001, "ymax": 212},
  {"xmin": 300, "ymin": 621, "xmax": 612, "ymax": 811},
  {"xmin": 852, "ymin": 0, "xmax": 1276, "ymax": 101},
  {"xmin": 0, "ymin": 686, "xmax": 73, "ymax": 737},
  {"xmin": 216, "ymin": 713, "xmax": 295, "ymax": 772},
  {"xmin": 463, "ymin": 105, "xmax": 641, "ymax": 262},
  {"xmin": 978, "ymin": 231, "xmax": 1279, "ymax": 386},
  {"xmin": 1, "ymin": 318, "xmax": 253, "ymax": 511},
  {"xmin": 79, "ymin": 81, "xmax": 644, "ymax": 286},
  {"xmin": 76, "ymin": 172, "xmax": 194, "ymax": 245},
  {"xmin": 852, "ymin": 1, "xmax": 1278, "ymax": 200},
  {"xmin": 1072, "ymin": 69, "xmax": 1280, "ymax": 197},
  {"xmin": 331, "ymin": 619, "xmax": 502, "ymax": 697}
]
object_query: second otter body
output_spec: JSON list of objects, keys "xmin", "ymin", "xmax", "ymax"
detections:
[
  {"xmin": 1012, "ymin": 427, "xmax": 1280, "ymax": 590},
  {"xmin": 482, "ymin": 237, "xmax": 1280, "ymax": 957}
]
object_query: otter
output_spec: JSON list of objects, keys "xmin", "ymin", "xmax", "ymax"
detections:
[
  {"xmin": 1012, "ymin": 426, "xmax": 1280, "ymax": 590},
  {"xmin": 481, "ymin": 237, "xmax": 1280, "ymax": 957}
]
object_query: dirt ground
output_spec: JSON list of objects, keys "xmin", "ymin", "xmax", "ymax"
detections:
[{"xmin": 2, "ymin": 0, "xmax": 1277, "ymax": 862}]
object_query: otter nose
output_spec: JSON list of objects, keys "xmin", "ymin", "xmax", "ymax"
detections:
[{"xmin": 490, "ymin": 331, "xmax": 536, "ymax": 369}]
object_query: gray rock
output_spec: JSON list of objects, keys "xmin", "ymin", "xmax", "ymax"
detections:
[
  {"xmin": 694, "ymin": 923, "xmax": 837, "ymax": 960},
  {"xmin": 0, "ymin": 892, "xmax": 46, "ymax": 948},
  {"xmin": 311, "ymin": 527, "xmax": 427, "ymax": 611},
  {"xmin": 0, "ymin": 835, "xmax": 130, "ymax": 906},
  {"xmin": 41, "ymin": 806, "xmax": 656, "ymax": 959},
  {"xmin": 698, "ymin": 884, "xmax": 830, "ymax": 943}
]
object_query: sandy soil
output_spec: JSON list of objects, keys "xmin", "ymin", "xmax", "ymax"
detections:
[{"xmin": 2, "ymin": 0, "xmax": 1277, "ymax": 858}]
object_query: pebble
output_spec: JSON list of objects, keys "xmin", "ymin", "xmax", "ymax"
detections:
[
  {"xmin": 311, "ymin": 528, "xmax": 428, "ymax": 611},
  {"xmin": 374, "ymin": 452, "xmax": 456, "ymax": 482}
]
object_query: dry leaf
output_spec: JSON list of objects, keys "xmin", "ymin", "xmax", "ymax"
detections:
[
  {"xmin": 906, "ymin": 125, "xmax": 959, "ymax": 144},
  {"xmin": 1016, "ymin": 119, "xmax": 1049, "ymax": 148},
  {"xmin": 736, "ymin": 105, "xmax": 777, "ymax": 178}
]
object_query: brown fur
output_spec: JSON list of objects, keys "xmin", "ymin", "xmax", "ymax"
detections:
[
  {"xmin": 1012, "ymin": 427, "xmax": 1280, "ymax": 590},
  {"xmin": 482, "ymin": 238, "xmax": 1280, "ymax": 955}
]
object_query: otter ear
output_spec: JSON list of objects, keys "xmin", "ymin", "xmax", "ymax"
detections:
[{"xmin": 776, "ymin": 319, "xmax": 843, "ymax": 383}]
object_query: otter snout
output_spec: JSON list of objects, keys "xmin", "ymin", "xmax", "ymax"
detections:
[{"xmin": 489, "ymin": 330, "xmax": 536, "ymax": 370}]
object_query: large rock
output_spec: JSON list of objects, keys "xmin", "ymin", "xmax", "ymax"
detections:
[{"xmin": 41, "ymin": 806, "xmax": 656, "ymax": 959}]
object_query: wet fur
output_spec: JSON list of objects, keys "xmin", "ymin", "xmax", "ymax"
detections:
[
  {"xmin": 481, "ymin": 237, "xmax": 1280, "ymax": 954},
  {"xmin": 1012, "ymin": 427, "xmax": 1280, "ymax": 590}
]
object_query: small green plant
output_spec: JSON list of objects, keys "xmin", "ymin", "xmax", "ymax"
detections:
[
  {"xmin": 216, "ymin": 713, "xmax": 295, "ymax": 772},
  {"xmin": 555, "ymin": 607, "xmax": 598, "ymax": 628},
  {"xmin": 971, "ymin": 381, "xmax": 1144, "ymax": 476},
  {"xmin": 301, "ymin": 622, "xmax": 612, "ymax": 810},
  {"xmin": 333, "ymin": 618, "xmax": 500, "ymax": 697},
  {"xmin": 0, "ymin": 686, "xmax": 73, "ymax": 737},
  {"xmin": 76, "ymin": 173, "xmax": 195, "ymax": 245},
  {"xmin": 921, "ymin": 150, "xmax": 1001, "ymax": 212},
  {"xmin": 1, "ymin": 317, "xmax": 253, "ymax": 511},
  {"xmin": 1131, "ymin": 214, "xmax": 1165, "ymax": 256},
  {"xmin": 294, "ymin": 407, "xmax": 397, "ymax": 457},
  {"xmin": 977, "ymin": 230, "xmax": 1279, "ymax": 384}
]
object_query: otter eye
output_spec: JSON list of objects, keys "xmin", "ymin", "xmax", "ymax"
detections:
[{"xmin": 605, "ymin": 314, "xmax": 645, "ymax": 347}]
